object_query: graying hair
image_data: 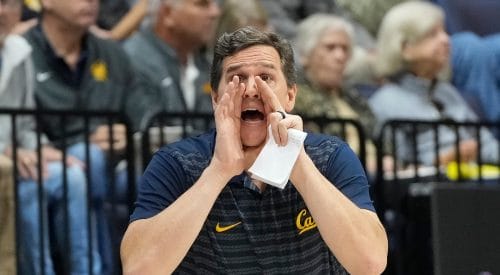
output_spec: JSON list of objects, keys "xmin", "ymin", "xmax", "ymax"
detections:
[
  {"xmin": 375, "ymin": 1, "xmax": 444, "ymax": 77},
  {"xmin": 294, "ymin": 13, "xmax": 354, "ymax": 65},
  {"xmin": 210, "ymin": 26, "xmax": 296, "ymax": 91}
]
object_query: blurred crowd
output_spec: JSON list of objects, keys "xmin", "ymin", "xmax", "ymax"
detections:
[{"xmin": 1, "ymin": 0, "xmax": 499, "ymax": 274}]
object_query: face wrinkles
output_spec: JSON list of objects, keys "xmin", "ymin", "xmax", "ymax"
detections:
[
  {"xmin": 0, "ymin": 1, "xmax": 21, "ymax": 42},
  {"xmin": 217, "ymin": 45, "xmax": 291, "ymax": 147},
  {"xmin": 307, "ymin": 29, "xmax": 350, "ymax": 90},
  {"xmin": 222, "ymin": 46, "xmax": 285, "ymax": 113},
  {"xmin": 405, "ymin": 22, "xmax": 450, "ymax": 77},
  {"xmin": 171, "ymin": 0, "xmax": 220, "ymax": 46},
  {"xmin": 45, "ymin": 0, "xmax": 98, "ymax": 29}
]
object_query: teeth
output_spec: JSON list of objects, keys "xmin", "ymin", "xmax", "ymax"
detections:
[{"xmin": 244, "ymin": 108, "xmax": 258, "ymax": 112}]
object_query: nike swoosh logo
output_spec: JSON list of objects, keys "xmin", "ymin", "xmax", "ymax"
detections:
[
  {"xmin": 215, "ymin": 221, "xmax": 241, "ymax": 233},
  {"xmin": 36, "ymin": 72, "xmax": 51, "ymax": 82}
]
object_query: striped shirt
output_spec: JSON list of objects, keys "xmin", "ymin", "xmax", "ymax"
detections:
[{"xmin": 132, "ymin": 129, "xmax": 375, "ymax": 274}]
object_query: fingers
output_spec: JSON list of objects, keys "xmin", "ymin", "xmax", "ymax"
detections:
[
  {"xmin": 18, "ymin": 154, "xmax": 39, "ymax": 180},
  {"xmin": 67, "ymin": 156, "xmax": 85, "ymax": 169},
  {"xmin": 255, "ymin": 76, "xmax": 283, "ymax": 113},
  {"xmin": 215, "ymin": 76, "xmax": 244, "ymax": 120},
  {"xmin": 254, "ymin": 76, "xmax": 305, "ymax": 146},
  {"xmin": 268, "ymin": 111, "xmax": 288, "ymax": 146}
]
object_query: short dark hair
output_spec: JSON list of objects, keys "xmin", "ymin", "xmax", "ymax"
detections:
[{"xmin": 210, "ymin": 26, "xmax": 296, "ymax": 92}]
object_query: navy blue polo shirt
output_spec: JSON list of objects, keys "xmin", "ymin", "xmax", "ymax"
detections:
[{"xmin": 132, "ymin": 129, "xmax": 374, "ymax": 274}]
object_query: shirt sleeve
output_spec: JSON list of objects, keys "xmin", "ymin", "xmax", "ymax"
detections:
[
  {"xmin": 129, "ymin": 148, "xmax": 189, "ymax": 222},
  {"xmin": 326, "ymin": 142, "xmax": 375, "ymax": 212}
]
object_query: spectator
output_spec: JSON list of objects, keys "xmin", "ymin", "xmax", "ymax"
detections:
[
  {"xmin": 123, "ymin": 0, "xmax": 220, "ymax": 132},
  {"xmin": 23, "ymin": 0, "xmax": 150, "ymax": 272},
  {"xmin": 121, "ymin": 26, "xmax": 388, "ymax": 274},
  {"xmin": 214, "ymin": 0, "xmax": 270, "ymax": 42},
  {"xmin": 369, "ymin": 1, "xmax": 499, "ymax": 167},
  {"xmin": 293, "ymin": 14, "xmax": 380, "ymax": 174},
  {"xmin": 335, "ymin": 0, "xmax": 409, "ymax": 37},
  {"xmin": 260, "ymin": 0, "xmax": 375, "ymax": 49},
  {"xmin": 0, "ymin": 0, "xmax": 98, "ymax": 273}
]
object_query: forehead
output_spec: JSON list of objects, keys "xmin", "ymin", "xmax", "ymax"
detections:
[
  {"xmin": 0, "ymin": 0, "xmax": 21, "ymax": 7},
  {"xmin": 222, "ymin": 45, "xmax": 281, "ymax": 73},
  {"xmin": 319, "ymin": 28, "xmax": 350, "ymax": 44}
]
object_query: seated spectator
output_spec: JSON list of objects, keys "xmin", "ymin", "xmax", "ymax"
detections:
[
  {"xmin": 214, "ymin": 0, "xmax": 270, "ymax": 41},
  {"xmin": 23, "ymin": 0, "xmax": 150, "ymax": 272},
  {"xmin": 450, "ymin": 31, "xmax": 500, "ymax": 138},
  {"xmin": 293, "ymin": 14, "xmax": 380, "ymax": 173},
  {"xmin": 0, "ymin": 0, "xmax": 98, "ymax": 273},
  {"xmin": 123, "ymin": 0, "xmax": 220, "ymax": 134},
  {"xmin": 18, "ymin": 0, "xmax": 149, "ymax": 41},
  {"xmin": 334, "ymin": 0, "xmax": 408, "ymax": 38},
  {"xmin": 260, "ymin": 0, "xmax": 375, "ymax": 50},
  {"xmin": 369, "ymin": 1, "xmax": 499, "ymax": 167}
]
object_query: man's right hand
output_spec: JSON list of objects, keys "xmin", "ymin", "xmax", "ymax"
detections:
[
  {"xmin": 90, "ymin": 123, "xmax": 127, "ymax": 152},
  {"xmin": 210, "ymin": 76, "xmax": 251, "ymax": 179}
]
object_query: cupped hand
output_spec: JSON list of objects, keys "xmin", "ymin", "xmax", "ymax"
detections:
[
  {"xmin": 256, "ymin": 76, "xmax": 303, "ymax": 146},
  {"xmin": 211, "ymin": 76, "xmax": 246, "ymax": 178}
]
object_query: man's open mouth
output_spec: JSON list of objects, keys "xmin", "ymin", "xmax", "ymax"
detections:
[{"xmin": 241, "ymin": 109, "xmax": 265, "ymax": 121}]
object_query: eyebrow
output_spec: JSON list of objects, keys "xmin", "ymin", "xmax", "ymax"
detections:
[{"xmin": 225, "ymin": 62, "xmax": 277, "ymax": 75}]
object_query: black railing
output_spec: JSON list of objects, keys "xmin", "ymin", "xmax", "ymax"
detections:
[
  {"xmin": 0, "ymin": 108, "xmax": 136, "ymax": 275},
  {"xmin": 373, "ymin": 119, "xmax": 500, "ymax": 275},
  {"xmin": 3, "ymin": 107, "xmax": 500, "ymax": 275},
  {"xmin": 138, "ymin": 112, "xmax": 367, "ymax": 172}
]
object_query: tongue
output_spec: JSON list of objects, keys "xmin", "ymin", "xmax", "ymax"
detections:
[{"xmin": 242, "ymin": 110, "xmax": 264, "ymax": 121}]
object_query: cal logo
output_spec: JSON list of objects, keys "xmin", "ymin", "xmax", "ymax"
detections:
[
  {"xmin": 90, "ymin": 60, "xmax": 108, "ymax": 82},
  {"xmin": 295, "ymin": 209, "xmax": 317, "ymax": 235},
  {"xmin": 202, "ymin": 82, "xmax": 212, "ymax": 94},
  {"xmin": 25, "ymin": 0, "xmax": 42, "ymax": 12}
]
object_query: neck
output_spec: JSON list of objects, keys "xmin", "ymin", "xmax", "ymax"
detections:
[
  {"xmin": 409, "ymin": 63, "xmax": 440, "ymax": 80},
  {"xmin": 42, "ymin": 17, "xmax": 85, "ymax": 68},
  {"xmin": 154, "ymin": 25, "xmax": 196, "ymax": 66}
]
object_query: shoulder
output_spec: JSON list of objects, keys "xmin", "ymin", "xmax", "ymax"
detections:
[
  {"xmin": 3, "ymin": 35, "xmax": 32, "ymax": 61},
  {"xmin": 153, "ymin": 130, "xmax": 215, "ymax": 169},
  {"xmin": 369, "ymin": 82, "xmax": 404, "ymax": 105},
  {"xmin": 87, "ymin": 33, "xmax": 128, "ymax": 57},
  {"xmin": 23, "ymin": 25, "xmax": 46, "ymax": 54},
  {"xmin": 123, "ymin": 30, "xmax": 151, "ymax": 53},
  {"xmin": 304, "ymin": 133, "xmax": 348, "ymax": 166}
]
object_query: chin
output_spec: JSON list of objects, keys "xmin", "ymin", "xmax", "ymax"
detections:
[{"xmin": 240, "ymin": 127, "xmax": 267, "ymax": 148}]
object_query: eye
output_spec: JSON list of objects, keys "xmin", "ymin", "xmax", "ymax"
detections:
[
  {"xmin": 237, "ymin": 75, "xmax": 248, "ymax": 83},
  {"xmin": 260, "ymin": 74, "xmax": 271, "ymax": 82}
]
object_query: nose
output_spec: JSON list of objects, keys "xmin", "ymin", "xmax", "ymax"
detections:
[
  {"xmin": 332, "ymin": 46, "xmax": 350, "ymax": 64},
  {"xmin": 243, "ymin": 77, "xmax": 260, "ymax": 99},
  {"xmin": 437, "ymin": 28, "xmax": 450, "ymax": 46}
]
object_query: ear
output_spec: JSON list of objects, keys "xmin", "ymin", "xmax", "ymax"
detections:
[
  {"xmin": 211, "ymin": 90, "xmax": 219, "ymax": 110},
  {"xmin": 284, "ymin": 84, "xmax": 297, "ymax": 113}
]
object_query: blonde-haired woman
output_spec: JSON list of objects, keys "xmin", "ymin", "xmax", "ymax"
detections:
[{"xmin": 369, "ymin": 1, "xmax": 499, "ymax": 167}]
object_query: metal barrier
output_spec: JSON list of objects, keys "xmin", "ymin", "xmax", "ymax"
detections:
[
  {"xmin": 0, "ymin": 108, "xmax": 136, "ymax": 275},
  {"xmin": 138, "ymin": 112, "xmax": 367, "ymax": 172},
  {"xmin": 1, "ymin": 109, "xmax": 370, "ymax": 274},
  {"xmin": 373, "ymin": 119, "xmax": 500, "ymax": 275}
]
